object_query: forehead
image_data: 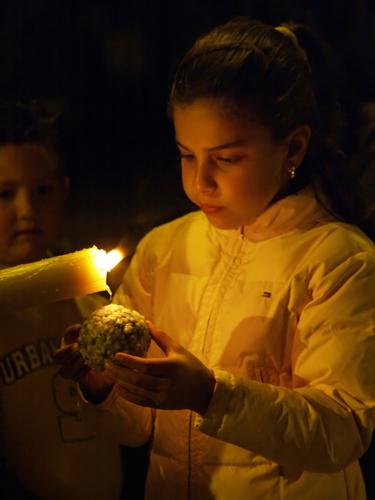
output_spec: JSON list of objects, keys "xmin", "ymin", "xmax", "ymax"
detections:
[
  {"xmin": 173, "ymin": 98, "xmax": 270, "ymax": 149},
  {"xmin": 0, "ymin": 144, "xmax": 59, "ymax": 181}
]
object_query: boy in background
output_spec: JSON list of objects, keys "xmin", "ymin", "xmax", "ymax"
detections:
[{"xmin": 0, "ymin": 100, "xmax": 124, "ymax": 499}]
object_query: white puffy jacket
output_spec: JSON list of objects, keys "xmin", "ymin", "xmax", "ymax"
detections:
[{"xmin": 102, "ymin": 188, "xmax": 375, "ymax": 500}]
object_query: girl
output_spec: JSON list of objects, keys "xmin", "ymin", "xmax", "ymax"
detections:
[{"xmin": 56, "ymin": 18, "xmax": 375, "ymax": 500}]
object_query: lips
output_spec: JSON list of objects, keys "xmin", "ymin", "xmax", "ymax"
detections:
[
  {"xmin": 15, "ymin": 228, "xmax": 42, "ymax": 238},
  {"xmin": 200, "ymin": 204, "xmax": 223, "ymax": 215}
]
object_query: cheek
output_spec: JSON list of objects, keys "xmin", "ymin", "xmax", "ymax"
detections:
[
  {"xmin": 0, "ymin": 210, "xmax": 14, "ymax": 234},
  {"xmin": 0, "ymin": 213, "xmax": 16, "ymax": 263},
  {"xmin": 238, "ymin": 160, "xmax": 284, "ymax": 195},
  {"xmin": 43, "ymin": 209, "xmax": 62, "ymax": 227},
  {"xmin": 39, "ymin": 203, "xmax": 63, "ymax": 234},
  {"xmin": 224, "ymin": 169, "xmax": 280, "ymax": 212},
  {"xmin": 181, "ymin": 168, "xmax": 195, "ymax": 199},
  {"xmin": 224, "ymin": 174, "xmax": 258, "ymax": 200}
]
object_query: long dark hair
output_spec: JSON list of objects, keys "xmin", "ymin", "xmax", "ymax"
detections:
[{"xmin": 169, "ymin": 17, "xmax": 374, "ymax": 239}]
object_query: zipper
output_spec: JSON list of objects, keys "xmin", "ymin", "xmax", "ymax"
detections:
[
  {"xmin": 188, "ymin": 229, "xmax": 245, "ymax": 497},
  {"xmin": 200, "ymin": 235, "xmax": 245, "ymax": 358}
]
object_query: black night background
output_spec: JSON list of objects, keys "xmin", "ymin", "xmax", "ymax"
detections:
[{"xmin": 0, "ymin": 1, "xmax": 374, "ymax": 498}]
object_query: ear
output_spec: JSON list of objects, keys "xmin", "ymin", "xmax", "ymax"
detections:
[{"xmin": 284, "ymin": 125, "xmax": 311, "ymax": 168}]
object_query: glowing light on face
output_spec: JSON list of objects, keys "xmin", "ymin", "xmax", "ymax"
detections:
[{"xmin": 173, "ymin": 99, "xmax": 290, "ymax": 229}]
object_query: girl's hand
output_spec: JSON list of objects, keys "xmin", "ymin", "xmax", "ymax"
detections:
[
  {"xmin": 54, "ymin": 324, "xmax": 114, "ymax": 404},
  {"xmin": 104, "ymin": 321, "xmax": 216, "ymax": 415}
]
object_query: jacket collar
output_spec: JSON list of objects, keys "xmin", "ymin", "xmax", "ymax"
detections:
[{"xmin": 242, "ymin": 187, "xmax": 335, "ymax": 242}]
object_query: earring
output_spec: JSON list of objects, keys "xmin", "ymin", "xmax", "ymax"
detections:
[{"xmin": 288, "ymin": 163, "xmax": 297, "ymax": 179}]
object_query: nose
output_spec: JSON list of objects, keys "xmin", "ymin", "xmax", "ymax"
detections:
[
  {"xmin": 195, "ymin": 159, "xmax": 217, "ymax": 193},
  {"xmin": 15, "ymin": 189, "xmax": 36, "ymax": 220}
]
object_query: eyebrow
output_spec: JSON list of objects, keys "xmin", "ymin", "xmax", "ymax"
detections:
[
  {"xmin": 0, "ymin": 175, "xmax": 61, "ymax": 186},
  {"xmin": 175, "ymin": 139, "xmax": 249, "ymax": 152}
]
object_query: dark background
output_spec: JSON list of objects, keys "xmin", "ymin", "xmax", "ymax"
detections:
[
  {"xmin": 0, "ymin": 0, "xmax": 373, "ymax": 252},
  {"xmin": 0, "ymin": 1, "xmax": 374, "ymax": 498}
]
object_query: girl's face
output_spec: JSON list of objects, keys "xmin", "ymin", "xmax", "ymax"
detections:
[
  {"xmin": 173, "ymin": 99, "xmax": 292, "ymax": 230},
  {"xmin": 0, "ymin": 144, "xmax": 68, "ymax": 266}
]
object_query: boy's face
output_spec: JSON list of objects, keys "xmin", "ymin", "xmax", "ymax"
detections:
[
  {"xmin": 0, "ymin": 144, "xmax": 69, "ymax": 266},
  {"xmin": 173, "ymin": 98, "xmax": 291, "ymax": 230}
]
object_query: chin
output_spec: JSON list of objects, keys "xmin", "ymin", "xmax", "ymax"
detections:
[
  {"xmin": 12, "ymin": 245, "xmax": 47, "ymax": 265},
  {"xmin": 205, "ymin": 216, "xmax": 240, "ymax": 230}
]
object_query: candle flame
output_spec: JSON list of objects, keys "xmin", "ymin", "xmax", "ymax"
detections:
[
  {"xmin": 105, "ymin": 249, "xmax": 124, "ymax": 271},
  {"xmin": 94, "ymin": 248, "xmax": 124, "ymax": 273}
]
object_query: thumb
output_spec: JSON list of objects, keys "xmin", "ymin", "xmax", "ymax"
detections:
[{"xmin": 146, "ymin": 321, "xmax": 175, "ymax": 354}]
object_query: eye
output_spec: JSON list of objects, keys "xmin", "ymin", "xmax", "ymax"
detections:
[
  {"xmin": 0, "ymin": 189, "xmax": 15, "ymax": 201},
  {"xmin": 35, "ymin": 183, "xmax": 55, "ymax": 197},
  {"xmin": 177, "ymin": 153, "xmax": 195, "ymax": 162},
  {"xmin": 215, "ymin": 156, "xmax": 241, "ymax": 164}
]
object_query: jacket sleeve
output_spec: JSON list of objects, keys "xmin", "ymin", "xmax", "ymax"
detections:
[
  {"xmin": 195, "ymin": 250, "xmax": 375, "ymax": 473},
  {"xmin": 112, "ymin": 230, "xmax": 155, "ymax": 321}
]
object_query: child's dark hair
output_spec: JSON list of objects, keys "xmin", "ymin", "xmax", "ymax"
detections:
[
  {"xmin": 0, "ymin": 99, "xmax": 62, "ymax": 167},
  {"xmin": 169, "ymin": 17, "xmax": 374, "ymax": 239}
]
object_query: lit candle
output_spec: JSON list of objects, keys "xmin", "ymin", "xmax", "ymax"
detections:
[{"xmin": 0, "ymin": 246, "xmax": 124, "ymax": 312}]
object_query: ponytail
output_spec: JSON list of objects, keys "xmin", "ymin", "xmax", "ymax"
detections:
[
  {"xmin": 288, "ymin": 22, "xmax": 375, "ymax": 239},
  {"xmin": 169, "ymin": 17, "xmax": 375, "ymax": 240}
]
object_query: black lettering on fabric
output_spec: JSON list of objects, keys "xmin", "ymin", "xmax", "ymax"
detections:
[{"xmin": 0, "ymin": 338, "xmax": 57, "ymax": 385}]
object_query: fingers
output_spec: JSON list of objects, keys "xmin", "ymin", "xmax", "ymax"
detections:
[
  {"xmin": 62, "ymin": 324, "xmax": 81, "ymax": 346},
  {"xmin": 111, "ymin": 321, "xmax": 180, "ymax": 377},
  {"xmin": 54, "ymin": 346, "xmax": 85, "ymax": 379},
  {"xmin": 54, "ymin": 342, "xmax": 80, "ymax": 363},
  {"xmin": 54, "ymin": 339, "xmax": 88, "ymax": 382},
  {"xmin": 115, "ymin": 379, "xmax": 165, "ymax": 408},
  {"xmin": 113, "ymin": 351, "xmax": 171, "ymax": 377},
  {"xmin": 115, "ymin": 385, "xmax": 158, "ymax": 408},
  {"xmin": 105, "ymin": 360, "xmax": 171, "ymax": 409},
  {"xmin": 104, "ymin": 362, "xmax": 170, "ymax": 392},
  {"xmin": 113, "ymin": 352, "xmax": 149, "ymax": 372},
  {"xmin": 146, "ymin": 321, "xmax": 178, "ymax": 354}
]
